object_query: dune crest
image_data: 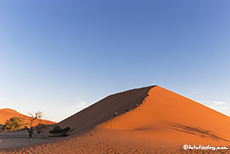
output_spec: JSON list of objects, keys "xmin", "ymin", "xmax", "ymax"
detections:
[{"xmin": 59, "ymin": 86, "xmax": 154, "ymax": 136}]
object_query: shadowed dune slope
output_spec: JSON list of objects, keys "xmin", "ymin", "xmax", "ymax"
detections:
[
  {"xmin": 0, "ymin": 108, "xmax": 56, "ymax": 126},
  {"xmin": 59, "ymin": 86, "xmax": 154, "ymax": 135},
  {"xmin": 102, "ymin": 86, "xmax": 230, "ymax": 144}
]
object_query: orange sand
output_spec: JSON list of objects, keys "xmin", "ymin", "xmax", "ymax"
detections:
[
  {"xmin": 1, "ymin": 86, "xmax": 229, "ymax": 154},
  {"xmin": 58, "ymin": 86, "xmax": 153, "ymax": 136},
  {"xmin": 102, "ymin": 86, "xmax": 230, "ymax": 146}
]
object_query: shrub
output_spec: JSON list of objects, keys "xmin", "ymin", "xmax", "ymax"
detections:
[
  {"xmin": 3, "ymin": 117, "xmax": 25, "ymax": 132},
  {"xmin": 35, "ymin": 123, "xmax": 46, "ymax": 133},
  {"xmin": 49, "ymin": 126, "xmax": 70, "ymax": 137}
]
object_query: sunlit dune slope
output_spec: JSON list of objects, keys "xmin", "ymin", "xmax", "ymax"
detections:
[
  {"xmin": 0, "ymin": 109, "xmax": 25, "ymax": 125},
  {"xmin": 59, "ymin": 86, "xmax": 154, "ymax": 135},
  {"xmin": 0, "ymin": 108, "xmax": 56, "ymax": 126},
  {"xmin": 102, "ymin": 86, "xmax": 230, "ymax": 145}
]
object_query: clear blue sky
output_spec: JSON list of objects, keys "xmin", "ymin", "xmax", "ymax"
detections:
[{"xmin": 0, "ymin": 0, "xmax": 229, "ymax": 122}]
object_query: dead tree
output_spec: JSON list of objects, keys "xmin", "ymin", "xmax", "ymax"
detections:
[{"xmin": 25, "ymin": 111, "xmax": 42, "ymax": 138}]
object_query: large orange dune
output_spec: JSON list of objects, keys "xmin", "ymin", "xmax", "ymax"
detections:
[
  {"xmin": 1, "ymin": 86, "xmax": 230, "ymax": 154},
  {"xmin": 0, "ymin": 108, "xmax": 56, "ymax": 126},
  {"xmin": 59, "ymin": 86, "xmax": 154, "ymax": 136},
  {"xmin": 101, "ymin": 86, "xmax": 230, "ymax": 145}
]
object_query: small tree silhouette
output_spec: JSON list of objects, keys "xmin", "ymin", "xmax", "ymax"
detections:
[{"xmin": 25, "ymin": 111, "xmax": 43, "ymax": 138}]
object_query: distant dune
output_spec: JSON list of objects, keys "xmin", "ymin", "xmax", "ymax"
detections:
[
  {"xmin": 1, "ymin": 86, "xmax": 230, "ymax": 154},
  {"xmin": 0, "ymin": 108, "xmax": 56, "ymax": 126}
]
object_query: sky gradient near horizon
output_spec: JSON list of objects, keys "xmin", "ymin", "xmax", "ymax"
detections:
[{"xmin": 0, "ymin": 0, "xmax": 229, "ymax": 122}]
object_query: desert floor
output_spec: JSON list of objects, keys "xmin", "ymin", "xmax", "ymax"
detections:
[
  {"xmin": 0, "ymin": 130, "xmax": 59, "ymax": 151},
  {"xmin": 0, "ymin": 128, "xmax": 229, "ymax": 154}
]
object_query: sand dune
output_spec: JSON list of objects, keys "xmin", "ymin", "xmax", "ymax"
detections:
[
  {"xmin": 0, "ymin": 108, "xmax": 55, "ymax": 126},
  {"xmin": 101, "ymin": 86, "xmax": 230, "ymax": 145},
  {"xmin": 59, "ymin": 86, "xmax": 154, "ymax": 136},
  {"xmin": 1, "ymin": 86, "xmax": 230, "ymax": 153},
  {"xmin": 0, "ymin": 108, "xmax": 26, "ymax": 125}
]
